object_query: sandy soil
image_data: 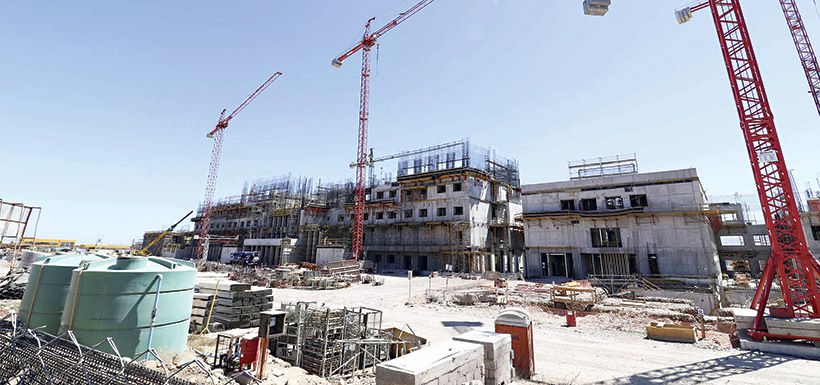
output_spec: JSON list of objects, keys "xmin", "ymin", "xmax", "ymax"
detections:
[{"xmin": 269, "ymin": 274, "xmax": 820, "ymax": 385}]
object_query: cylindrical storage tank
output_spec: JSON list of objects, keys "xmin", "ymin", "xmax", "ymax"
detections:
[
  {"xmin": 59, "ymin": 256, "xmax": 196, "ymax": 359},
  {"xmin": 19, "ymin": 253, "xmax": 109, "ymax": 334}
]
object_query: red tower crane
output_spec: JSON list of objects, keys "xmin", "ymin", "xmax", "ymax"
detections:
[
  {"xmin": 195, "ymin": 71, "xmax": 283, "ymax": 261},
  {"xmin": 778, "ymin": 0, "xmax": 820, "ymax": 117},
  {"xmin": 677, "ymin": 1, "xmax": 820, "ymax": 341},
  {"xmin": 332, "ymin": 0, "xmax": 436, "ymax": 260}
]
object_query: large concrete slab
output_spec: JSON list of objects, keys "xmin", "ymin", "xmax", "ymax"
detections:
[
  {"xmin": 197, "ymin": 280, "xmax": 250, "ymax": 292},
  {"xmin": 376, "ymin": 341, "xmax": 484, "ymax": 385},
  {"xmin": 766, "ymin": 317, "xmax": 820, "ymax": 339},
  {"xmin": 738, "ymin": 331, "xmax": 820, "ymax": 360}
]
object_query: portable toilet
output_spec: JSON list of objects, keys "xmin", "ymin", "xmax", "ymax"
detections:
[{"xmin": 494, "ymin": 307, "xmax": 534, "ymax": 378}]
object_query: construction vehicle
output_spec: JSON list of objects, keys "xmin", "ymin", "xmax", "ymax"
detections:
[
  {"xmin": 195, "ymin": 72, "xmax": 283, "ymax": 261},
  {"xmin": 332, "ymin": 0, "xmax": 436, "ymax": 260},
  {"xmin": 133, "ymin": 210, "xmax": 193, "ymax": 256},
  {"xmin": 229, "ymin": 251, "xmax": 261, "ymax": 267}
]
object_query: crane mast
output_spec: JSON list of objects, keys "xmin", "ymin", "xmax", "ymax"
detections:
[
  {"xmin": 332, "ymin": 0, "xmax": 436, "ymax": 260},
  {"xmin": 778, "ymin": 0, "xmax": 820, "ymax": 117},
  {"xmin": 195, "ymin": 72, "xmax": 283, "ymax": 261},
  {"xmin": 679, "ymin": 0, "xmax": 820, "ymax": 341}
]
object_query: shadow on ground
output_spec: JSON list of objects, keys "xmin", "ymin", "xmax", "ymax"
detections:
[
  {"xmin": 592, "ymin": 351, "xmax": 793, "ymax": 385},
  {"xmin": 441, "ymin": 321, "xmax": 484, "ymax": 334}
]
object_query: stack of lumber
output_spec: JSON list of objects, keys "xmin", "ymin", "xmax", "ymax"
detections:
[{"xmin": 190, "ymin": 279, "xmax": 274, "ymax": 331}]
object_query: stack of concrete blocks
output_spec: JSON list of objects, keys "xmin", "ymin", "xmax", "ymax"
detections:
[
  {"xmin": 190, "ymin": 279, "xmax": 274, "ymax": 330},
  {"xmin": 453, "ymin": 331, "xmax": 513, "ymax": 385},
  {"xmin": 376, "ymin": 340, "xmax": 485, "ymax": 385},
  {"xmin": 731, "ymin": 308, "xmax": 820, "ymax": 359}
]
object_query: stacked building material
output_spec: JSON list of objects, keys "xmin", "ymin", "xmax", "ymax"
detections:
[
  {"xmin": 301, "ymin": 307, "xmax": 348, "ymax": 377},
  {"xmin": 190, "ymin": 280, "xmax": 273, "ymax": 330},
  {"xmin": 274, "ymin": 303, "xmax": 390, "ymax": 378},
  {"xmin": 321, "ymin": 260, "xmax": 360, "ymax": 276}
]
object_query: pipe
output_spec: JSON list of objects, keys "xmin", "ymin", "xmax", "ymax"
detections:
[{"xmin": 147, "ymin": 274, "xmax": 162, "ymax": 350}]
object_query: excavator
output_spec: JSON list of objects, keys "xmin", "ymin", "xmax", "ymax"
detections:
[{"xmin": 133, "ymin": 210, "xmax": 194, "ymax": 257}]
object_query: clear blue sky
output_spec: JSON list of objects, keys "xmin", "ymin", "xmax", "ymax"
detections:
[{"xmin": 3, "ymin": 1, "xmax": 820, "ymax": 244}]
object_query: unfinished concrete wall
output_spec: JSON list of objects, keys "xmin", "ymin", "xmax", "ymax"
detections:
[
  {"xmin": 712, "ymin": 202, "xmax": 820, "ymax": 278},
  {"xmin": 522, "ymin": 168, "xmax": 721, "ymax": 280},
  {"xmin": 364, "ymin": 171, "xmax": 523, "ymax": 274}
]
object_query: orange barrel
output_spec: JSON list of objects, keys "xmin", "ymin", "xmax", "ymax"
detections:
[{"xmin": 494, "ymin": 307, "xmax": 534, "ymax": 379}]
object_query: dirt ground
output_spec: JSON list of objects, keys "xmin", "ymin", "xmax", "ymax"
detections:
[{"xmin": 269, "ymin": 274, "xmax": 820, "ymax": 385}]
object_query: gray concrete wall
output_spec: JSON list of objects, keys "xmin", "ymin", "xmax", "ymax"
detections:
[
  {"xmin": 363, "ymin": 175, "xmax": 523, "ymax": 273},
  {"xmin": 522, "ymin": 168, "xmax": 721, "ymax": 280}
]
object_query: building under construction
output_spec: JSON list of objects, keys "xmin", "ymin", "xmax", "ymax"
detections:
[
  {"xmin": 143, "ymin": 140, "xmax": 523, "ymax": 274},
  {"xmin": 151, "ymin": 176, "xmax": 355, "ymax": 264},
  {"xmin": 362, "ymin": 139, "xmax": 523, "ymax": 274}
]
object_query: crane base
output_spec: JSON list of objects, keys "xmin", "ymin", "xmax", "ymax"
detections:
[{"xmin": 738, "ymin": 330, "xmax": 820, "ymax": 360}]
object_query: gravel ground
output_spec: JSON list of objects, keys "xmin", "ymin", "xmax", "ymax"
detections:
[{"xmin": 269, "ymin": 274, "xmax": 820, "ymax": 385}]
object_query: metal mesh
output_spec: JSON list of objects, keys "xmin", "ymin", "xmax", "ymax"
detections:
[{"xmin": 0, "ymin": 315, "xmax": 222, "ymax": 385}]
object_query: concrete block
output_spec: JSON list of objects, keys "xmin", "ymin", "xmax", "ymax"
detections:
[
  {"xmin": 452, "ymin": 331, "xmax": 512, "ymax": 385},
  {"xmin": 198, "ymin": 280, "xmax": 250, "ymax": 292},
  {"xmin": 738, "ymin": 331, "xmax": 820, "ymax": 360},
  {"xmin": 376, "ymin": 341, "xmax": 484, "ymax": 385},
  {"xmin": 730, "ymin": 308, "xmax": 760, "ymax": 330},
  {"xmin": 765, "ymin": 317, "xmax": 820, "ymax": 339},
  {"xmin": 453, "ymin": 330, "xmax": 511, "ymax": 360}
]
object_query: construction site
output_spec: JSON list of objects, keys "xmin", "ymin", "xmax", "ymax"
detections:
[{"xmin": 3, "ymin": 0, "xmax": 820, "ymax": 384}]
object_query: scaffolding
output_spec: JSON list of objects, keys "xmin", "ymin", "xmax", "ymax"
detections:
[
  {"xmin": 387, "ymin": 139, "xmax": 520, "ymax": 188},
  {"xmin": 568, "ymin": 153, "xmax": 638, "ymax": 180},
  {"xmin": 0, "ymin": 200, "xmax": 41, "ymax": 268},
  {"xmin": 275, "ymin": 304, "xmax": 389, "ymax": 378}
]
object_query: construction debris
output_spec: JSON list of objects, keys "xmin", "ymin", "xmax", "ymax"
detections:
[
  {"xmin": 0, "ymin": 272, "xmax": 26, "ymax": 300},
  {"xmin": 219, "ymin": 263, "xmax": 361, "ymax": 290}
]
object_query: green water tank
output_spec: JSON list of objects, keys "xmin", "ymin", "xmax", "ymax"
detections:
[
  {"xmin": 59, "ymin": 256, "xmax": 196, "ymax": 359},
  {"xmin": 18, "ymin": 253, "xmax": 109, "ymax": 334}
]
